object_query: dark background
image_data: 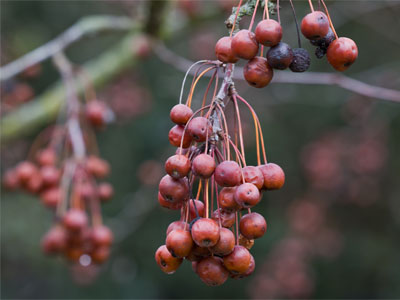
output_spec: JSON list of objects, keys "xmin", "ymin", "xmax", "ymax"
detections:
[{"xmin": 1, "ymin": 1, "xmax": 400, "ymax": 299}]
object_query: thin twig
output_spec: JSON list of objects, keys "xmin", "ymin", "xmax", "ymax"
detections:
[
  {"xmin": 154, "ymin": 43, "xmax": 400, "ymax": 103},
  {"xmin": 0, "ymin": 15, "xmax": 135, "ymax": 81}
]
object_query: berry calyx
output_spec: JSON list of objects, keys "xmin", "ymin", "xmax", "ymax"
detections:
[
  {"xmin": 190, "ymin": 218, "xmax": 220, "ymax": 247},
  {"xmin": 165, "ymin": 154, "xmax": 191, "ymax": 179}
]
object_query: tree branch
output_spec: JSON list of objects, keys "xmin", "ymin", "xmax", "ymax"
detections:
[
  {"xmin": 0, "ymin": 15, "xmax": 135, "ymax": 82},
  {"xmin": 153, "ymin": 43, "xmax": 400, "ymax": 103}
]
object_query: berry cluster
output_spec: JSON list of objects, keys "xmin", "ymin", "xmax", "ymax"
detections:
[
  {"xmin": 155, "ymin": 58, "xmax": 285, "ymax": 285},
  {"xmin": 2, "ymin": 58, "xmax": 114, "ymax": 266},
  {"xmin": 215, "ymin": 0, "xmax": 358, "ymax": 90}
]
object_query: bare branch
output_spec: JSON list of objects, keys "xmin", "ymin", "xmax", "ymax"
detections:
[
  {"xmin": 0, "ymin": 15, "xmax": 135, "ymax": 82},
  {"xmin": 153, "ymin": 43, "xmax": 400, "ymax": 103}
]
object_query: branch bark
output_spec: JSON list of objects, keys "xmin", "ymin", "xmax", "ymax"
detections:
[{"xmin": 153, "ymin": 43, "xmax": 400, "ymax": 103}]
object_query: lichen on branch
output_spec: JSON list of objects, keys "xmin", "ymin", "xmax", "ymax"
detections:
[{"xmin": 225, "ymin": 0, "xmax": 276, "ymax": 32}]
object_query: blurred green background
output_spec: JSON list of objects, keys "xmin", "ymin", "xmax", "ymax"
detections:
[{"xmin": 1, "ymin": 1, "xmax": 400, "ymax": 299}]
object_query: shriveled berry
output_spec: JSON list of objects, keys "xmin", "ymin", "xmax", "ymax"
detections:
[
  {"xmin": 259, "ymin": 163, "xmax": 285, "ymax": 190},
  {"xmin": 155, "ymin": 245, "xmax": 182, "ymax": 274},
  {"xmin": 255, "ymin": 19, "xmax": 282, "ymax": 47},
  {"xmin": 215, "ymin": 161, "xmax": 241, "ymax": 187},
  {"xmin": 223, "ymin": 245, "xmax": 251, "ymax": 274},
  {"xmin": 234, "ymin": 183, "xmax": 261, "ymax": 208},
  {"xmin": 267, "ymin": 42, "xmax": 294, "ymax": 70},
  {"xmin": 243, "ymin": 56, "xmax": 274, "ymax": 88},
  {"xmin": 191, "ymin": 218, "xmax": 220, "ymax": 247},
  {"xmin": 210, "ymin": 227, "xmax": 235, "ymax": 256},
  {"xmin": 310, "ymin": 27, "xmax": 335, "ymax": 48},
  {"xmin": 242, "ymin": 166, "xmax": 264, "ymax": 189},
  {"xmin": 197, "ymin": 257, "xmax": 229, "ymax": 286},
  {"xmin": 187, "ymin": 117, "xmax": 212, "ymax": 142},
  {"xmin": 165, "ymin": 154, "xmax": 191, "ymax": 179},
  {"xmin": 169, "ymin": 125, "xmax": 192, "ymax": 148},
  {"xmin": 215, "ymin": 36, "xmax": 239, "ymax": 63},
  {"xmin": 238, "ymin": 234, "xmax": 254, "ymax": 250},
  {"xmin": 239, "ymin": 212, "xmax": 267, "ymax": 239},
  {"xmin": 212, "ymin": 208, "xmax": 236, "ymax": 228},
  {"xmin": 301, "ymin": 11, "xmax": 330, "ymax": 40},
  {"xmin": 170, "ymin": 104, "xmax": 193, "ymax": 125},
  {"xmin": 231, "ymin": 29, "xmax": 259, "ymax": 60},
  {"xmin": 289, "ymin": 48, "xmax": 311, "ymax": 73},
  {"xmin": 159, "ymin": 175, "xmax": 189, "ymax": 203},
  {"xmin": 327, "ymin": 37, "xmax": 358, "ymax": 71},
  {"xmin": 192, "ymin": 154, "xmax": 215, "ymax": 178},
  {"xmin": 166, "ymin": 229, "xmax": 194, "ymax": 258}
]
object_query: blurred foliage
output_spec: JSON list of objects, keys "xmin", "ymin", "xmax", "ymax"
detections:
[{"xmin": 1, "ymin": 0, "xmax": 400, "ymax": 299}]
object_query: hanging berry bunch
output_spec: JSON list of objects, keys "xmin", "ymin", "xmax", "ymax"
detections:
[
  {"xmin": 216, "ymin": 0, "xmax": 358, "ymax": 90},
  {"xmin": 2, "ymin": 53, "xmax": 114, "ymax": 266}
]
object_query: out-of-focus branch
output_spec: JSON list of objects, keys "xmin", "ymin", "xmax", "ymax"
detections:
[
  {"xmin": 153, "ymin": 43, "xmax": 400, "ymax": 103},
  {"xmin": 0, "ymin": 15, "xmax": 135, "ymax": 82}
]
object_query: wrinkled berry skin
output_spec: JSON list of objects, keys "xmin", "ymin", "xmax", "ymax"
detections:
[
  {"xmin": 243, "ymin": 56, "xmax": 274, "ymax": 88},
  {"xmin": 259, "ymin": 163, "xmax": 285, "ymax": 190},
  {"xmin": 301, "ymin": 11, "xmax": 330, "ymax": 40},
  {"xmin": 310, "ymin": 28, "xmax": 336, "ymax": 48},
  {"xmin": 215, "ymin": 36, "xmax": 239, "ymax": 63},
  {"xmin": 327, "ymin": 37, "xmax": 358, "ymax": 71},
  {"xmin": 289, "ymin": 48, "xmax": 311, "ymax": 73},
  {"xmin": 231, "ymin": 30, "xmax": 259, "ymax": 60},
  {"xmin": 267, "ymin": 42, "xmax": 294, "ymax": 70},
  {"xmin": 197, "ymin": 257, "xmax": 229, "ymax": 286},
  {"xmin": 255, "ymin": 19, "xmax": 282, "ymax": 47}
]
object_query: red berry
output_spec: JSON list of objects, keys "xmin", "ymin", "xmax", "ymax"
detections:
[
  {"xmin": 210, "ymin": 227, "xmax": 235, "ymax": 256},
  {"xmin": 301, "ymin": 11, "xmax": 330, "ymax": 40},
  {"xmin": 40, "ymin": 187, "xmax": 62, "ymax": 209},
  {"xmin": 259, "ymin": 163, "xmax": 285, "ymax": 190},
  {"xmin": 230, "ymin": 254, "xmax": 255, "ymax": 279},
  {"xmin": 158, "ymin": 175, "xmax": 189, "ymax": 203},
  {"xmin": 218, "ymin": 187, "xmax": 241, "ymax": 211},
  {"xmin": 168, "ymin": 125, "xmax": 192, "ymax": 148},
  {"xmin": 242, "ymin": 166, "xmax": 264, "ymax": 189},
  {"xmin": 223, "ymin": 245, "xmax": 251, "ymax": 274},
  {"xmin": 197, "ymin": 257, "xmax": 229, "ymax": 286},
  {"xmin": 85, "ymin": 100, "xmax": 108, "ymax": 128},
  {"xmin": 243, "ymin": 56, "xmax": 274, "ymax": 88},
  {"xmin": 165, "ymin": 154, "xmax": 191, "ymax": 179},
  {"xmin": 86, "ymin": 156, "xmax": 110, "ymax": 179},
  {"xmin": 231, "ymin": 30, "xmax": 259, "ymax": 60},
  {"xmin": 166, "ymin": 229, "xmax": 194, "ymax": 258},
  {"xmin": 166, "ymin": 220, "xmax": 188, "ymax": 236},
  {"xmin": 91, "ymin": 246, "xmax": 110, "ymax": 264},
  {"xmin": 170, "ymin": 104, "xmax": 193, "ymax": 125},
  {"xmin": 158, "ymin": 192, "xmax": 183, "ymax": 210},
  {"xmin": 63, "ymin": 209, "xmax": 88, "ymax": 232},
  {"xmin": 2, "ymin": 169, "xmax": 19, "ymax": 190},
  {"xmin": 187, "ymin": 199, "xmax": 205, "ymax": 221},
  {"xmin": 36, "ymin": 148, "xmax": 57, "ymax": 166},
  {"xmin": 234, "ymin": 183, "xmax": 261, "ymax": 208},
  {"xmin": 327, "ymin": 37, "xmax": 358, "ymax": 71},
  {"xmin": 239, "ymin": 212, "xmax": 267, "ymax": 239},
  {"xmin": 155, "ymin": 245, "xmax": 183, "ymax": 274},
  {"xmin": 40, "ymin": 165, "xmax": 60, "ymax": 187},
  {"xmin": 98, "ymin": 182, "xmax": 113, "ymax": 202},
  {"xmin": 192, "ymin": 154, "xmax": 215, "ymax": 178},
  {"xmin": 24, "ymin": 173, "xmax": 43, "ymax": 194},
  {"xmin": 191, "ymin": 218, "xmax": 220, "ymax": 247},
  {"xmin": 187, "ymin": 117, "xmax": 212, "ymax": 142},
  {"xmin": 215, "ymin": 161, "xmax": 241, "ymax": 187},
  {"xmin": 41, "ymin": 226, "xmax": 67, "ymax": 254},
  {"xmin": 16, "ymin": 161, "xmax": 37, "ymax": 183},
  {"xmin": 91, "ymin": 225, "xmax": 113, "ymax": 247},
  {"xmin": 255, "ymin": 19, "xmax": 282, "ymax": 47},
  {"xmin": 215, "ymin": 36, "xmax": 239, "ymax": 63}
]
